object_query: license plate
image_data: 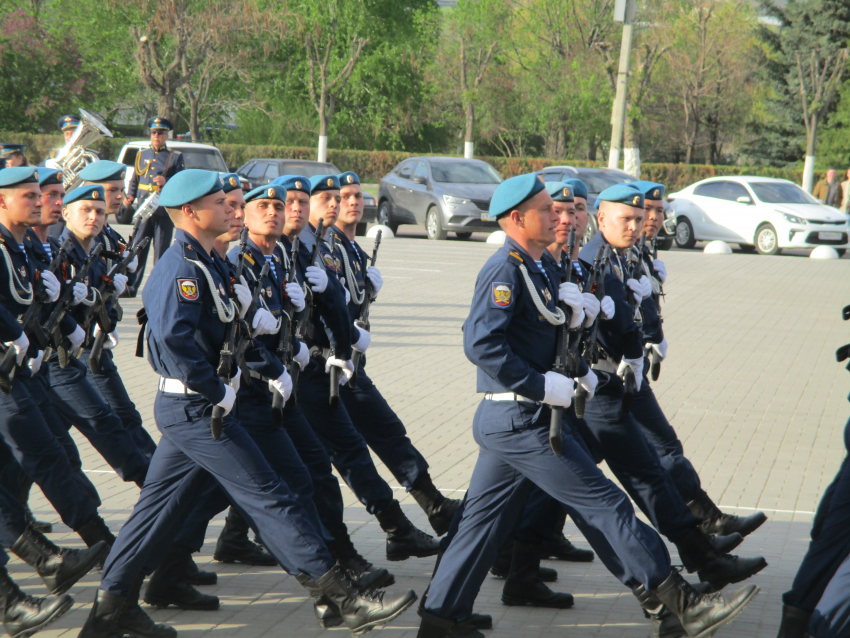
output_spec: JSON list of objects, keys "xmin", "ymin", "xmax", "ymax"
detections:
[
  {"xmin": 480, "ymin": 213, "xmax": 489, "ymax": 221},
  {"xmin": 820, "ymin": 232, "xmax": 843, "ymax": 240}
]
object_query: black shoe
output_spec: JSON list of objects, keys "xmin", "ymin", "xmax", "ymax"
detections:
[
  {"xmin": 417, "ymin": 610, "xmax": 486, "ymax": 637},
  {"xmin": 537, "ymin": 532, "xmax": 595, "ymax": 562},
  {"xmin": 327, "ymin": 533, "xmax": 395, "ymax": 590},
  {"xmin": 460, "ymin": 613, "xmax": 492, "ymax": 630},
  {"xmin": 777, "ymin": 604, "xmax": 813, "ymax": 638},
  {"xmin": 296, "ymin": 563, "xmax": 417, "ymax": 634},
  {"xmin": 0, "ymin": 566, "xmax": 73, "ymax": 638},
  {"xmin": 674, "ymin": 528, "xmax": 767, "ymax": 590},
  {"xmin": 688, "ymin": 490, "xmax": 767, "ymax": 538},
  {"xmin": 183, "ymin": 552, "xmax": 217, "ymax": 586},
  {"xmin": 409, "ymin": 473, "xmax": 462, "ymax": 536},
  {"xmin": 376, "ymin": 500, "xmax": 440, "ymax": 561},
  {"xmin": 710, "ymin": 532, "xmax": 743, "ymax": 554},
  {"xmin": 145, "ymin": 546, "xmax": 220, "ymax": 611},
  {"xmin": 22, "ymin": 505, "xmax": 52, "ymax": 535},
  {"xmin": 79, "ymin": 579, "xmax": 176, "ymax": 638},
  {"xmin": 76, "ymin": 515, "xmax": 116, "ymax": 567},
  {"xmin": 489, "ymin": 542, "xmax": 556, "ymax": 582},
  {"xmin": 633, "ymin": 584, "xmax": 688, "ymax": 638},
  {"xmin": 10, "ymin": 526, "xmax": 110, "ymax": 595},
  {"xmin": 500, "ymin": 542, "xmax": 573, "ymax": 609},
  {"xmin": 214, "ymin": 507, "xmax": 277, "ymax": 566}
]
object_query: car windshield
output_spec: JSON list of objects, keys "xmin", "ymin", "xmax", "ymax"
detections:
[
  {"xmin": 279, "ymin": 162, "xmax": 340, "ymax": 177},
  {"xmin": 182, "ymin": 148, "xmax": 228, "ymax": 172},
  {"xmin": 575, "ymin": 169, "xmax": 635, "ymax": 193},
  {"xmin": 429, "ymin": 161, "xmax": 502, "ymax": 184},
  {"xmin": 749, "ymin": 182, "xmax": 819, "ymax": 204}
]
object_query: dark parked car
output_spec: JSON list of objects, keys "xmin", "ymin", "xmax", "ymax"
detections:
[{"xmin": 377, "ymin": 157, "xmax": 502, "ymax": 239}]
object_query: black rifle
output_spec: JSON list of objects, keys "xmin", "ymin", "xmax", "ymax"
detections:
[
  {"xmin": 349, "ymin": 229, "xmax": 382, "ymax": 388},
  {"xmin": 84, "ymin": 238, "xmax": 151, "ymax": 374},
  {"xmin": 548, "ymin": 227, "xmax": 577, "ymax": 455},
  {"xmin": 327, "ymin": 232, "xmax": 341, "ymax": 408},
  {"xmin": 0, "ymin": 237, "xmax": 72, "ymax": 393},
  {"xmin": 232, "ymin": 259, "xmax": 271, "ymax": 390},
  {"xmin": 621, "ymin": 232, "xmax": 647, "ymax": 416},
  {"xmin": 574, "ymin": 245, "xmax": 611, "ymax": 417},
  {"xmin": 291, "ymin": 220, "xmax": 324, "ymax": 399},
  {"xmin": 648, "ymin": 237, "xmax": 663, "ymax": 381},
  {"xmin": 271, "ymin": 236, "xmax": 300, "ymax": 426}
]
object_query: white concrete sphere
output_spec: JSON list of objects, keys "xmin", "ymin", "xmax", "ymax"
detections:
[
  {"xmin": 367, "ymin": 225, "xmax": 394, "ymax": 239},
  {"xmin": 486, "ymin": 231, "xmax": 507, "ymax": 245},
  {"xmin": 703, "ymin": 241, "xmax": 732, "ymax": 254},
  {"xmin": 810, "ymin": 246, "xmax": 840, "ymax": 260}
]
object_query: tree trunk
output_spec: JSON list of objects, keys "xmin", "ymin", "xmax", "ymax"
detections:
[
  {"xmin": 464, "ymin": 101, "xmax": 475, "ymax": 159},
  {"xmin": 588, "ymin": 137, "xmax": 597, "ymax": 161},
  {"xmin": 157, "ymin": 93, "xmax": 177, "ymax": 125},
  {"xmin": 623, "ymin": 116, "xmax": 640, "ymax": 178},
  {"xmin": 189, "ymin": 96, "xmax": 201, "ymax": 141},
  {"xmin": 802, "ymin": 114, "xmax": 818, "ymax": 193},
  {"xmin": 317, "ymin": 112, "xmax": 329, "ymax": 163}
]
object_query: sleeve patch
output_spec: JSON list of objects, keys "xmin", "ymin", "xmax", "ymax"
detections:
[
  {"xmin": 491, "ymin": 282, "xmax": 513, "ymax": 308},
  {"xmin": 176, "ymin": 278, "xmax": 200, "ymax": 302}
]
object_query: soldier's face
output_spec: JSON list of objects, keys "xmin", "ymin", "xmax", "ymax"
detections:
[
  {"xmin": 338, "ymin": 185, "xmax": 364, "ymax": 225},
  {"xmin": 150, "ymin": 130, "xmax": 168, "ymax": 146},
  {"xmin": 64, "ymin": 128, "xmax": 77, "ymax": 143},
  {"xmin": 192, "ymin": 190, "xmax": 233, "ymax": 237},
  {"xmin": 309, "ymin": 190, "xmax": 340, "ymax": 230},
  {"xmin": 284, "ymin": 192, "xmax": 309, "ymax": 235},
  {"xmin": 0, "ymin": 184, "xmax": 42, "ymax": 228},
  {"xmin": 220, "ymin": 189, "xmax": 245, "ymax": 242},
  {"xmin": 642, "ymin": 200, "xmax": 664, "ymax": 239},
  {"xmin": 246, "ymin": 198, "xmax": 285, "ymax": 238},
  {"xmin": 63, "ymin": 201, "xmax": 106, "ymax": 239},
  {"xmin": 507, "ymin": 190, "xmax": 558, "ymax": 249},
  {"xmin": 573, "ymin": 197, "xmax": 589, "ymax": 240},
  {"xmin": 552, "ymin": 201, "xmax": 576, "ymax": 246},
  {"xmin": 597, "ymin": 202, "xmax": 644, "ymax": 250},
  {"xmin": 99, "ymin": 180, "xmax": 125, "ymax": 216},
  {"xmin": 6, "ymin": 154, "xmax": 24, "ymax": 168},
  {"xmin": 40, "ymin": 185, "xmax": 65, "ymax": 226}
]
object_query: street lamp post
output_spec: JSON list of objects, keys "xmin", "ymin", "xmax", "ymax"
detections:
[{"xmin": 608, "ymin": 0, "xmax": 636, "ymax": 170}]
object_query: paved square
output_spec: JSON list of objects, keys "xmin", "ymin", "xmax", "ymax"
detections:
[{"xmin": 18, "ymin": 231, "xmax": 850, "ymax": 637}]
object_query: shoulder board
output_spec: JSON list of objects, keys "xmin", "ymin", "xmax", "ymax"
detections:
[
  {"xmin": 507, "ymin": 250, "xmax": 524, "ymax": 265},
  {"xmin": 244, "ymin": 252, "xmax": 256, "ymax": 266}
]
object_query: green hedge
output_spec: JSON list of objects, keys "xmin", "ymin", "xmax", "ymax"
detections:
[{"xmin": 0, "ymin": 131, "xmax": 807, "ymax": 191}]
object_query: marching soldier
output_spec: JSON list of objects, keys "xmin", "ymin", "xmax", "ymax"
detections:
[{"xmin": 0, "ymin": 145, "xmax": 27, "ymax": 168}]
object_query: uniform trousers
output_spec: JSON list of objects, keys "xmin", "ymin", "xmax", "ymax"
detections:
[
  {"xmin": 423, "ymin": 400, "xmax": 670, "ymax": 621},
  {"xmin": 100, "ymin": 391, "xmax": 334, "ymax": 597},
  {"xmin": 0, "ymin": 481, "xmax": 30, "ymax": 569},
  {"xmin": 129, "ymin": 208, "xmax": 173, "ymax": 295},
  {"xmin": 809, "ymin": 550, "xmax": 850, "ymax": 638}
]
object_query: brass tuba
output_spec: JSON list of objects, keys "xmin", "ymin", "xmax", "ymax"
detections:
[{"xmin": 49, "ymin": 109, "xmax": 113, "ymax": 191}]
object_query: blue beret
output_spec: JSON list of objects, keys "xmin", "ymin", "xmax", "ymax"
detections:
[
  {"xmin": 146, "ymin": 117, "xmax": 173, "ymax": 131},
  {"xmin": 64, "ymin": 185, "xmax": 105, "ymax": 205},
  {"xmin": 488, "ymin": 173, "xmax": 546, "ymax": 220},
  {"xmin": 38, "ymin": 168, "xmax": 64, "ymax": 187},
  {"xmin": 546, "ymin": 181, "xmax": 574, "ymax": 203},
  {"xmin": 597, "ymin": 183, "xmax": 644, "ymax": 208},
  {"xmin": 630, "ymin": 181, "xmax": 665, "ymax": 200},
  {"xmin": 58, "ymin": 115, "xmax": 80, "ymax": 132},
  {"xmin": 0, "ymin": 167, "xmax": 40, "ymax": 188},
  {"xmin": 245, "ymin": 184, "xmax": 286, "ymax": 203},
  {"xmin": 561, "ymin": 178, "xmax": 588, "ymax": 201},
  {"xmin": 219, "ymin": 173, "xmax": 242, "ymax": 194},
  {"xmin": 271, "ymin": 175, "xmax": 311, "ymax": 194},
  {"xmin": 309, "ymin": 175, "xmax": 340, "ymax": 194},
  {"xmin": 0, "ymin": 144, "xmax": 26, "ymax": 158},
  {"xmin": 159, "ymin": 169, "xmax": 224, "ymax": 208},
  {"xmin": 79, "ymin": 160, "xmax": 127, "ymax": 183},
  {"xmin": 338, "ymin": 172, "xmax": 361, "ymax": 187}
]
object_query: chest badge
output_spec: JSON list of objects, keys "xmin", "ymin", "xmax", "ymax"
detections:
[
  {"xmin": 541, "ymin": 287, "xmax": 552, "ymax": 304},
  {"xmin": 218, "ymin": 283, "xmax": 226, "ymax": 297},
  {"xmin": 18, "ymin": 266, "xmax": 26, "ymax": 279},
  {"xmin": 177, "ymin": 278, "xmax": 199, "ymax": 301},
  {"xmin": 491, "ymin": 282, "xmax": 513, "ymax": 308},
  {"xmin": 266, "ymin": 285, "xmax": 273, "ymax": 298}
]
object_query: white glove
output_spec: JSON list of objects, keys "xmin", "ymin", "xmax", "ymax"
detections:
[
  {"xmin": 123, "ymin": 250, "xmax": 139, "ymax": 273},
  {"xmin": 28, "ymin": 350, "xmax": 44, "ymax": 375},
  {"xmin": 112, "ymin": 273, "xmax": 128, "ymax": 296},
  {"xmin": 651, "ymin": 337, "xmax": 668, "ymax": 361},
  {"xmin": 652, "ymin": 259, "xmax": 667, "ymax": 284},
  {"xmin": 233, "ymin": 275, "xmax": 252, "ymax": 319},
  {"xmin": 600, "ymin": 295, "xmax": 615, "ymax": 321},
  {"xmin": 217, "ymin": 384, "xmax": 236, "ymax": 416},
  {"xmin": 70, "ymin": 282, "xmax": 88, "ymax": 305},
  {"xmin": 67, "ymin": 325, "xmax": 85, "ymax": 351},
  {"xmin": 352, "ymin": 328, "xmax": 371, "ymax": 353},
  {"xmin": 626, "ymin": 276, "xmax": 652, "ymax": 305},
  {"xmin": 285, "ymin": 282, "xmax": 306, "ymax": 313},
  {"xmin": 269, "ymin": 370, "xmax": 293, "ymax": 402},
  {"xmin": 93, "ymin": 324, "xmax": 119, "ymax": 349},
  {"xmin": 543, "ymin": 371, "xmax": 574, "ymax": 408},
  {"xmin": 558, "ymin": 282, "xmax": 585, "ymax": 329},
  {"xmin": 366, "ymin": 266, "xmax": 383, "ymax": 295},
  {"xmin": 40, "ymin": 270, "xmax": 60, "ymax": 302},
  {"xmin": 294, "ymin": 341, "xmax": 310, "ymax": 369},
  {"xmin": 251, "ymin": 308, "xmax": 278, "ymax": 336},
  {"xmin": 325, "ymin": 357, "xmax": 355, "ymax": 385},
  {"xmin": 581, "ymin": 293, "xmax": 600, "ymax": 328},
  {"xmin": 617, "ymin": 356, "xmax": 644, "ymax": 392},
  {"xmin": 5, "ymin": 333, "xmax": 29, "ymax": 366},
  {"xmin": 340, "ymin": 277, "xmax": 351, "ymax": 305},
  {"xmin": 229, "ymin": 367, "xmax": 241, "ymax": 393},
  {"xmin": 305, "ymin": 266, "xmax": 328, "ymax": 293},
  {"xmin": 576, "ymin": 369, "xmax": 598, "ymax": 400}
]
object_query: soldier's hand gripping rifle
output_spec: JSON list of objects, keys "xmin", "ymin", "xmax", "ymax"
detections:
[
  {"xmin": 573, "ymin": 244, "xmax": 610, "ymax": 418},
  {"xmin": 290, "ymin": 219, "xmax": 324, "ymax": 400},
  {"xmin": 271, "ymin": 236, "xmax": 300, "ymax": 426},
  {"xmin": 548, "ymin": 227, "xmax": 577, "ymax": 455},
  {"xmin": 231, "ymin": 259, "xmax": 271, "ymax": 391},
  {"xmin": 0, "ymin": 237, "xmax": 72, "ymax": 393},
  {"xmin": 621, "ymin": 232, "xmax": 647, "ymax": 416},
  {"xmin": 349, "ymin": 230, "xmax": 382, "ymax": 388},
  {"xmin": 648, "ymin": 237, "xmax": 663, "ymax": 381}
]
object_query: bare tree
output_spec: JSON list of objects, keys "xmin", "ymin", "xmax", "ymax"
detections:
[{"xmin": 459, "ymin": 38, "xmax": 497, "ymax": 159}]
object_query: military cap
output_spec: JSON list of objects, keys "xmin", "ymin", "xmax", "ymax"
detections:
[
  {"xmin": 64, "ymin": 185, "xmax": 105, "ymax": 206},
  {"xmin": 561, "ymin": 178, "xmax": 588, "ymax": 201},
  {"xmin": 309, "ymin": 174, "xmax": 340, "ymax": 194},
  {"xmin": 58, "ymin": 115, "xmax": 80, "ymax": 132},
  {"xmin": 338, "ymin": 171, "xmax": 361, "ymax": 187},
  {"xmin": 79, "ymin": 160, "xmax": 127, "ymax": 183},
  {"xmin": 219, "ymin": 173, "xmax": 242, "ymax": 194},
  {"xmin": 597, "ymin": 183, "xmax": 644, "ymax": 209},
  {"xmin": 630, "ymin": 180, "xmax": 665, "ymax": 201},
  {"xmin": 0, "ymin": 167, "xmax": 40, "ymax": 188},
  {"xmin": 38, "ymin": 168, "xmax": 64, "ymax": 187},
  {"xmin": 0, "ymin": 144, "xmax": 26, "ymax": 159},
  {"xmin": 546, "ymin": 181, "xmax": 574, "ymax": 203},
  {"xmin": 146, "ymin": 117, "xmax": 173, "ymax": 131},
  {"xmin": 488, "ymin": 173, "xmax": 546, "ymax": 220},
  {"xmin": 159, "ymin": 169, "xmax": 223, "ymax": 208},
  {"xmin": 271, "ymin": 175, "xmax": 311, "ymax": 194},
  {"xmin": 245, "ymin": 184, "xmax": 286, "ymax": 203}
]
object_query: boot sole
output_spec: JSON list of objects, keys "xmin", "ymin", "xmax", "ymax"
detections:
[
  {"xmin": 11, "ymin": 595, "xmax": 73, "ymax": 638},
  {"xmin": 541, "ymin": 551, "xmax": 595, "ymax": 562},
  {"xmin": 501, "ymin": 593, "xmax": 574, "ymax": 609},
  {"xmin": 349, "ymin": 591, "xmax": 418, "ymax": 635},
  {"xmin": 144, "ymin": 595, "xmax": 220, "ymax": 611},
  {"xmin": 51, "ymin": 542, "xmax": 112, "ymax": 595},
  {"xmin": 697, "ymin": 558, "xmax": 768, "ymax": 590},
  {"xmin": 692, "ymin": 585, "xmax": 760, "ymax": 638},
  {"xmin": 712, "ymin": 535, "xmax": 744, "ymax": 554}
]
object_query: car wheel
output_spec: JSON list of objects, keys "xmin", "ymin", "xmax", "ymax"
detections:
[
  {"xmin": 426, "ymin": 207, "xmax": 448, "ymax": 240},
  {"xmin": 738, "ymin": 244, "xmax": 757, "ymax": 253},
  {"xmin": 755, "ymin": 223, "xmax": 781, "ymax": 255},
  {"xmin": 655, "ymin": 232, "xmax": 674, "ymax": 251},
  {"xmin": 675, "ymin": 217, "xmax": 696, "ymax": 249},
  {"xmin": 377, "ymin": 201, "xmax": 399, "ymax": 234},
  {"xmin": 456, "ymin": 232, "xmax": 472, "ymax": 240},
  {"xmin": 583, "ymin": 215, "xmax": 598, "ymax": 245},
  {"xmin": 355, "ymin": 222, "xmax": 367, "ymax": 236}
]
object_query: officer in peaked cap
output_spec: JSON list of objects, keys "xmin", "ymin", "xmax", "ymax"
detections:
[
  {"xmin": 0, "ymin": 145, "xmax": 27, "ymax": 169},
  {"xmin": 58, "ymin": 115, "xmax": 81, "ymax": 144}
]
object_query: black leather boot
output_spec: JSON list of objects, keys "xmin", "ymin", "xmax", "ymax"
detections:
[
  {"xmin": 78, "ymin": 577, "xmax": 176, "ymax": 638},
  {"xmin": 687, "ymin": 490, "xmax": 767, "ymax": 538},
  {"xmin": 633, "ymin": 583, "xmax": 687, "ymax": 638},
  {"xmin": 489, "ymin": 542, "xmax": 556, "ymax": 582},
  {"xmin": 144, "ymin": 546, "xmax": 219, "ymax": 610},
  {"xmin": 0, "ymin": 566, "xmax": 72, "ymax": 638},
  {"xmin": 214, "ymin": 507, "xmax": 276, "ymax": 566},
  {"xmin": 327, "ymin": 532, "xmax": 394, "ymax": 590},
  {"xmin": 537, "ymin": 531, "xmax": 595, "ymax": 562},
  {"xmin": 16, "ymin": 479, "xmax": 52, "ymax": 534},
  {"xmin": 673, "ymin": 527, "xmax": 767, "ymax": 590},
  {"xmin": 376, "ymin": 500, "xmax": 440, "ymax": 561},
  {"xmin": 460, "ymin": 613, "xmax": 492, "ymax": 630},
  {"xmin": 10, "ymin": 525, "xmax": 109, "ymax": 595},
  {"xmin": 409, "ymin": 473, "xmax": 462, "ymax": 536},
  {"xmin": 417, "ymin": 610, "xmax": 486, "ymax": 637},
  {"xmin": 500, "ymin": 542, "xmax": 574, "ymax": 608},
  {"xmin": 710, "ymin": 532, "xmax": 743, "ymax": 554},
  {"xmin": 179, "ymin": 548, "xmax": 217, "ymax": 586},
  {"xmin": 777, "ymin": 604, "xmax": 813, "ymax": 638},
  {"xmin": 296, "ymin": 563, "xmax": 416, "ymax": 634},
  {"xmin": 76, "ymin": 515, "xmax": 116, "ymax": 555}
]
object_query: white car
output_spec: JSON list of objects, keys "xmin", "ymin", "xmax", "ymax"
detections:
[{"xmin": 669, "ymin": 176, "xmax": 850, "ymax": 255}]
